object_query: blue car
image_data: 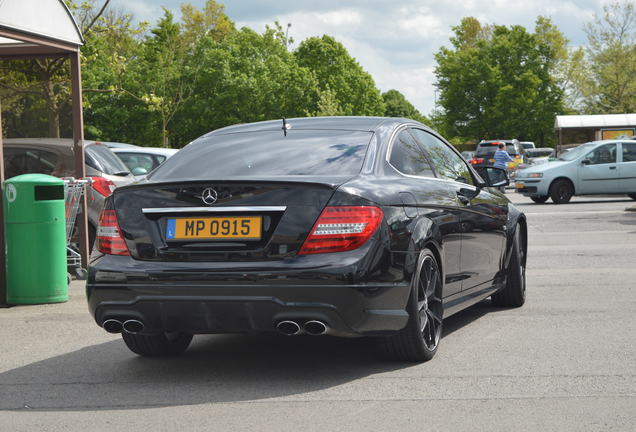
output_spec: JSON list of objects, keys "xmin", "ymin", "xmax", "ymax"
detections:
[{"xmin": 515, "ymin": 140, "xmax": 636, "ymax": 203}]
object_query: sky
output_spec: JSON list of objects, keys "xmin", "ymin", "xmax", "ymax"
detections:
[{"xmin": 111, "ymin": 0, "xmax": 608, "ymax": 116}]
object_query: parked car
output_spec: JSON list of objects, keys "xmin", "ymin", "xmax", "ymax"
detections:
[
  {"xmin": 87, "ymin": 117, "xmax": 527, "ymax": 362},
  {"xmin": 111, "ymin": 146, "xmax": 178, "ymax": 179},
  {"xmin": 525, "ymin": 148, "xmax": 555, "ymax": 166},
  {"xmin": 520, "ymin": 141, "xmax": 536, "ymax": 150},
  {"xmin": 470, "ymin": 139, "xmax": 526, "ymax": 180},
  {"xmin": 3, "ymin": 138, "xmax": 135, "ymax": 246},
  {"xmin": 515, "ymin": 139, "xmax": 636, "ymax": 203}
]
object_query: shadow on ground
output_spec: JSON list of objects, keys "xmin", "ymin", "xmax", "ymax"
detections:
[{"xmin": 0, "ymin": 300, "xmax": 501, "ymax": 412}]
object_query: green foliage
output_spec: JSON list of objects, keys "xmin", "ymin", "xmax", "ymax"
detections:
[
  {"xmin": 382, "ymin": 89, "xmax": 430, "ymax": 125},
  {"xmin": 434, "ymin": 17, "xmax": 564, "ymax": 145},
  {"xmin": 295, "ymin": 35, "xmax": 385, "ymax": 116}
]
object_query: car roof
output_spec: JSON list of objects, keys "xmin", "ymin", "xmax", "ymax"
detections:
[
  {"xmin": 206, "ymin": 116, "xmax": 402, "ymax": 136},
  {"xmin": 112, "ymin": 147, "xmax": 178, "ymax": 156}
]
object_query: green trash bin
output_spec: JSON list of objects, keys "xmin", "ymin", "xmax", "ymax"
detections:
[{"xmin": 3, "ymin": 174, "xmax": 68, "ymax": 304}]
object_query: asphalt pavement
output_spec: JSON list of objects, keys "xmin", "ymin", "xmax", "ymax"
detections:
[{"xmin": 1, "ymin": 192, "xmax": 635, "ymax": 431}]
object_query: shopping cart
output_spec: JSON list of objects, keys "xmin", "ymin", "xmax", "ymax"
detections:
[{"xmin": 63, "ymin": 177, "xmax": 91, "ymax": 281}]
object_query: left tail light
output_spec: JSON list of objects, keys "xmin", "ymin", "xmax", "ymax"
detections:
[
  {"xmin": 298, "ymin": 206, "xmax": 383, "ymax": 255},
  {"xmin": 96, "ymin": 210, "xmax": 130, "ymax": 255},
  {"xmin": 91, "ymin": 177, "xmax": 117, "ymax": 197}
]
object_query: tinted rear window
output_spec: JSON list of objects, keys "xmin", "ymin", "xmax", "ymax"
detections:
[
  {"xmin": 149, "ymin": 130, "xmax": 373, "ymax": 181},
  {"xmin": 475, "ymin": 143, "xmax": 517, "ymax": 157},
  {"xmin": 85, "ymin": 144, "xmax": 130, "ymax": 175}
]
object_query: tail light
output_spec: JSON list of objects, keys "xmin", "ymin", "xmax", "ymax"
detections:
[
  {"xmin": 91, "ymin": 177, "xmax": 117, "ymax": 197},
  {"xmin": 96, "ymin": 210, "xmax": 130, "ymax": 255},
  {"xmin": 470, "ymin": 158, "xmax": 484, "ymax": 165},
  {"xmin": 298, "ymin": 206, "xmax": 383, "ymax": 255}
]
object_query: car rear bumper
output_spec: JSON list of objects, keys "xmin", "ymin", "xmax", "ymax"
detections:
[{"xmin": 87, "ymin": 254, "xmax": 412, "ymax": 337}]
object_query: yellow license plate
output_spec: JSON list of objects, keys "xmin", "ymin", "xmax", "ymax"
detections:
[
  {"xmin": 166, "ymin": 216, "xmax": 262, "ymax": 240},
  {"xmin": 515, "ymin": 182, "xmax": 524, "ymax": 189}
]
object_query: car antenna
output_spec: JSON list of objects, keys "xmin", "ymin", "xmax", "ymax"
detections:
[{"xmin": 282, "ymin": 118, "xmax": 291, "ymax": 136}]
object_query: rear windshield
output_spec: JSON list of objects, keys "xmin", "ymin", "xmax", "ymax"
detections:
[
  {"xmin": 85, "ymin": 144, "xmax": 131, "ymax": 175},
  {"xmin": 149, "ymin": 130, "xmax": 373, "ymax": 181},
  {"xmin": 475, "ymin": 143, "xmax": 518, "ymax": 157}
]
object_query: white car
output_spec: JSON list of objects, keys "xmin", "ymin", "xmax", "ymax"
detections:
[
  {"xmin": 515, "ymin": 140, "xmax": 636, "ymax": 203},
  {"xmin": 111, "ymin": 147, "xmax": 178, "ymax": 179}
]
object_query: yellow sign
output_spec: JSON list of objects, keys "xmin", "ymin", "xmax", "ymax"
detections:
[{"xmin": 601, "ymin": 129, "xmax": 634, "ymax": 140}]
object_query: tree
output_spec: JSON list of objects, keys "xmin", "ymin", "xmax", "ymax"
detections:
[
  {"xmin": 382, "ymin": 89, "xmax": 429, "ymax": 124},
  {"xmin": 582, "ymin": 1, "xmax": 636, "ymax": 113},
  {"xmin": 294, "ymin": 35, "xmax": 385, "ymax": 116},
  {"xmin": 434, "ymin": 17, "xmax": 563, "ymax": 145}
]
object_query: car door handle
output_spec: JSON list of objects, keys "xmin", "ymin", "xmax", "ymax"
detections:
[
  {"xmin": 456, "ymin": 191, "xmax": 470, "ymax": 205},
  {"xmin": 609, "ymin": 166, "xmax": 616, "ymax": 170}
]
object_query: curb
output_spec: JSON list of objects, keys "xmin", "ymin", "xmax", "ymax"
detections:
[{"xmin": 625, "ymin": 206, "xmax": 636, "ymax": 212}]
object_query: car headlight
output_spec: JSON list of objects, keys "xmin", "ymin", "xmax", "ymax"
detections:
[{"xmin": 528, "ymin": 173, "xmax": 543, "ymax": 178}]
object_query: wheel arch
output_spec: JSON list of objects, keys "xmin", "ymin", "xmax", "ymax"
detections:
[{"xmin": 549, "ymin": 176, "xmax": 576, "ymax": 195}]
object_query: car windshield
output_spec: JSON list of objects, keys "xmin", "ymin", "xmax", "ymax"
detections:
[
  {"xmin": 527, "ymin": 149, "xmax": 554, "ymax": 158},
  {"xmin": 149, "ymin": 129, "xmax": 373, "ymax": 181},
  {"xmin": 475, "ymin": 143, "xmax": 517, "ymax": 157},
  {"xmin": 558, "ymin": 143, "xmax": 596, "ymax": 161},
  {"xmin": 85, "ymin": 144, "xmax": 131, "ymax": 175}
]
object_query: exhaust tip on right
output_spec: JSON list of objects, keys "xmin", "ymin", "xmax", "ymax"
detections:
[
  {"xmin": 102, "ymin": 319, "xmax": 123, "ymax": 334},
  {"xmin": 304, "ymin": 320, "xmax": 328, "ymax": 336},
  {"xmin": 122, "ymin": 319, "xmax": 144, "ymax": 334},
  {"xmin": 276, "ymin": 320, "xmax": 301, "ymax": 336}
]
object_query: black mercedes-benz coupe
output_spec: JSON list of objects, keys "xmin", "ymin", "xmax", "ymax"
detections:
[{"xmin": 87, "ymin": 117, "xmax": 527, "ymax": 362}]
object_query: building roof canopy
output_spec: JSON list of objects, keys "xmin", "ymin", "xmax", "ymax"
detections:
[{"xmin": 555, "ymin": 113, "xmax": 636, "ymax": 129}]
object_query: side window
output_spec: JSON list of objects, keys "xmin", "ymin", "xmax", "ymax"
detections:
[
  {"xmin": 585, "ymin": 143, "xmax": 616, "ymax": 165},
  {"xmin": 622, "ymin": 143, "xmax": 636, "ymax": 162},
  {"xmin": 3, "ymin": 148, "xmax": 58, "ymax": 178},
  {"xmin": 410, "ymin": 129, "xmax": 474, "ymax": 185},
  {"xmin": 389, "ymin": 130, "xmax": 435, "ymax": 177}
]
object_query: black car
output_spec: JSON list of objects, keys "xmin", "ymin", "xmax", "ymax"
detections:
[{"xmin": 87, "ymin": 117, "xmax": 527, "ymax": 362}]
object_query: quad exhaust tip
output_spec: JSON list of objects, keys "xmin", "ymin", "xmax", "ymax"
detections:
[
  {"xmin": 276, "ymin": 320, "xmax": 301, "ymax": 336},
  {"xmin": 122, "ymin": 319, "xmax": 144, "ymax": 334},
  {"xmin": 304, "ymin": 320, "xmax": 328, "ymax": 336},
  {"xmin": 102, "ymin": 319, "xmax": 123, "ymax": 334}
]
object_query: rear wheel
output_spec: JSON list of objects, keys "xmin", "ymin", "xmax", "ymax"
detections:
[
  {"xmin": 379, "ymin": 249, "xmax": 443, "ymax": 362},
  {"xmin": 492, "ymin": 227, "xmax": 526, "ymax": 308},
  {"xmin": 628, "ymin": 194, "xmax": 636, "ymax": 200},
  {"xmin": 549, "ymin": 179, "xmax": 573, "ymax": 204},
  {"xmin": 530, "ymin": 196, "xmax": 549, "ymax": 203},
  {"xmin": 122, "ymin": 332, "xmax": 193, "ymax": 357}
]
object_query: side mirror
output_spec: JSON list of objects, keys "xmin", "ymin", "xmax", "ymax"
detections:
[
  {"xmin": 474, "ymin": 166, "xmax": 509, "ymax": 188},
  {"xmin": 131, "ymin": 167, "xmax": 148, "ymax": 176},
  {"xmin": 581, "ymin": 159, "xmax": 591, "ymax": 165}
]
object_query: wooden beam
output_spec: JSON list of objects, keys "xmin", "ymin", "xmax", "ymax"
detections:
[{"xmin": 70, "ymin": 52, "xmax": 88, "ymax": 269}]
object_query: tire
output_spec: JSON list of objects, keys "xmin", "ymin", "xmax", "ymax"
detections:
[
  {"xmin": 492, "ymin": 226, "xmax": 526, "ymax": 308},
  {"xmin": 628, "ymin": 194, "xmax": 636, "ymax": 201},
  {"xmin": 530, "ymin": 196, "xmax": 549, "ymax": 204},
  {"xmin": 549, "ymin": 179, "xmax": 573, "ymax": 204},
  {"xmin": 122, "ymin": 331, "xmax": 193, "ymax": 357},
  {"xmin": 379, "ymin": 249, "xmax": 443, "ymax": 362}
]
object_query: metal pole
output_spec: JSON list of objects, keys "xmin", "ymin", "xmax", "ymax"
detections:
[
  {"xmin": 70, "ymin": 51, "xmax": 88, "ymax": 269},
  {"xmin": 0, "ymin": 100, "xmax": 7, "ymax": 306}
]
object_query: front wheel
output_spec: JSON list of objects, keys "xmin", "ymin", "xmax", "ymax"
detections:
[
  {"xmin": 549, "ymin": 179, "xmax": 573, "ymax": 204},
  {"xmin": 530, "ymin": 196, "xmax": 549, "ymax": 203},
  {"xmin": 379, "ymin": 249, "xmax": 443, "ymax": 362},
  {"xmin": 122, "ymin": 331, "xmax": 193, "ymax": 357}
]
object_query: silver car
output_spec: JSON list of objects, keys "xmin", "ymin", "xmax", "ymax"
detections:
[
  {"xmin": 3, "ymin": 138, "xmax": 135, "ymax": 245},
  {"xmin": 515, "ymin": 140, "xmax": 636, "ymax": 203}
]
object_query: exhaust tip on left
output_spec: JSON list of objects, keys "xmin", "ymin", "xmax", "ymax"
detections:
[
  {"xmin": 276, "ymin": 320, "xmax": 301, "ymax": 336},
  {"xmin": 102, "ymin": 319, "xmax": 123, "ymax": 334}
]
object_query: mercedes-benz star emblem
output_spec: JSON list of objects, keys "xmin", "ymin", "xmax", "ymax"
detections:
[{"xmin": 201, "ymin": 188, "xmax": 218, "ymax": 205}]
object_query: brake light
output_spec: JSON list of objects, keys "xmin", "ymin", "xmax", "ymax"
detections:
[
  {"xmin": 96, "ymin": 210, "xmax": 130, "ymax": 255},
  {"xmin": 298, "ymin": 206, "xmax": 383, "ymax": 255},
  {"xmin": 91, "ymin": 177, "xmax": 117, "ymax": 197},
  {"xmin": 470, "ymin": 158, "xmax": 484, "ymax": 165}
]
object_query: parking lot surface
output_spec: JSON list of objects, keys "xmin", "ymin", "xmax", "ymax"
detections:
[{"xmin": 1, "ymin": 193, "xmax": 635, "ymax": 431}]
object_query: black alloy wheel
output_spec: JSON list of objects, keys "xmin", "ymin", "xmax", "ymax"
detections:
[
  {"xmin": 530, "ymin": 196, "xmax": 549, "ymax": 204},
  {"xmin": 491, "ymin": 226, "xmax": 526, "ymax": 308},
  {"xmin": 549, "ymin": 179, "xmax": 573, "ymax": 204},
  {"xmin": 628, "ymin": 194, "xmax": 636, "ymax": 201},
  {"xmin": 379, "ymin": 249, "xmax": 443, "ymax": 362},
  {"xmin": 122, "ymin": 331, "xmax": 193, "ymax": 357}
]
